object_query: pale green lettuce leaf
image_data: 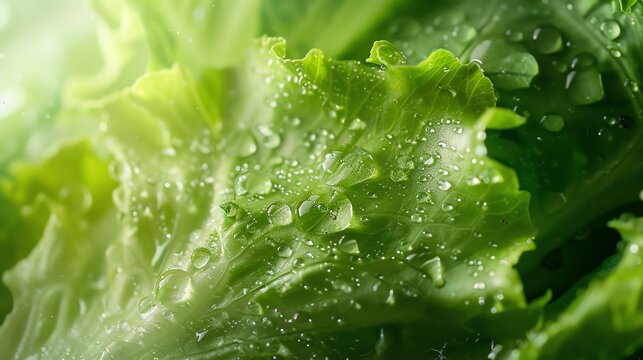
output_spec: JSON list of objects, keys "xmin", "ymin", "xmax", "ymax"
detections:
[
  {"xmin": 0, "ymin": 141, "xmax": 117, "ymax": 348},
  {"xmin": 125, "ymin": 0, "xmax": 260, "ymax": 72},
  {"xmin": 260, "ymin": 0, "xmax": 407, "ymax": 58},
  {"xmin": 63, "ymin": 0, "xmax": 149, "ymax": 103}
]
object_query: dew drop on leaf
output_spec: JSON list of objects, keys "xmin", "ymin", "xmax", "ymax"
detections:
[
  {"xmin": 410, "ymin": 213, "xmax": 423, "ymax": 223},
  {"xmin": 416, "ymin": 191, "xmax": 432, "ymax": 203},
  {"xmin": 321, "ymin": 147, "xmax": 377, "ymax": 187},
  {"xmin": 441, "ymin": 203, "xmax": 454, "ymax": 212},
  {"xmin": 452, "ymin": 24, "xmax": 477, "ymax": 43},
  {"xmin": 156, "ymin": 269, "xmax": 192, "ymax": 304},
  {"xmin": 600, "ymin": 20, "xmax": 621, "ymax": 40},
  {"xmin": 257, "ymin": 124, "xmax": 281, "ymax": 148},
  {"xmin": 470, "ymin": 40, "xmax": 538, "ymax": 90},
  {"xmin": 421, "ymin": 257, "xmax": 445, "ymax": 287},
  {"xmin": 385, "ymin": 290, "xmax": 396, "ymax": 305},
  {"xmin": 227, "ymin": 131, "xmax": 257, "ymax": 157},
  {"xmin": 348, "ymin": 118, "xmax": 366, "ymax": 131},
  {"xmin": 390, "ymin": 168, "xmax": 408, "ymax": 182},
  {"xmin": 220, "ymin": 201, "xmax": 240, "ymax": 217},
  {"xmin": 267, "ymin": 201, "xmax": 293, "ymax": 226},
  {"xmin": 566, "ymin": 68, "xmax": 604, "ymax": 105},
  {"xmin": 539, "ymin": 114, "xmax": 565, "ymax": 132},
  {"xmin": 395, "ymin": 154, "xmax": 415, "ymax": 170},
  {"xmin": 438, "ymin": 180, "xmax": 452, "ymax": 191},
  {"xmin": 418, "ymin": 153, "xmax": 435, "ymax": 166},
  {"xmin": 296, "ymin": 187, "xmax": 352, "ymax": 234},
  {"xmin": 505, "ymin": 29, "xmax": 524, "ymax": 42},
  {"xmin": 338, "ymin": 238, "xmax": 360, "ymax": 255},
  {"xmin": 277, "ymin": 245, "xmax": 293, "ymax": 258},
  {"xmin": 191, "ymin": 247, "xmax": 211, "ymax": 269},
  {"xmin": 570, "ymin": 53, "xmax": 595, "ymax": 70},
  {"xmin": 532, "ymin": 24, "xmax": 562, "ymax": 54},
  {"xmin": 138, "ymin": 296, "xmax": 157, "ymax": 319}
]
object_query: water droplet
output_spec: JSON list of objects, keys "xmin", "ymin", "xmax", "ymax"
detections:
[
  {"xmin": 624, "ymin": 244, "xmax": 640, "ymax": 258},
  {"xmin": 385, "ymin": 290, "xmax": 396, "ymax": 305},
  {"xmin": 226, "ymin": 131, "xmax": 256, "ymax": 157},
  {"xmin": 220, "ymin": 201, "xmax": 240, "ymax": 217},
  {"xmin": 257, "ymin": 124, "xmax": 281, "ymax": 148},
  {"xmin": 267, "ymin": 201, "xmax": 293, "ymax": 226},
  {"xmin": 539, "ymin": 114, "xmax": 565, "ymax": 132},
  {"xmin": 235, "ymin": 173, "xmax": 272, "ymax": 196},
  {"xmin": 277, "ymin": 245, "xmax": 293, "ymax": 258},
  {"xmin": 566, "ymin": 69, "xmax": 604, "ymax": 105},
  {"xmin": 416, "ymin": 191, "xmax": 432, "ymax": 203},
  {"xmin": 321, "ymin": 147, "xmax": 377, "ymax": 187},
  {"xmin": 138, "ymin": 296, "xmax": 157, "ymax": 318},
  {"xmin": 191, "ymin": 248, "xmax": 211, "ymax": 269},
  {"xmin": 624, "ymin": 79, "xmax": 639, "ymax": 93},
  {"xmin": 296, "ymin": 188, "xmax": 353, "ymax": 234},
  {"xmin": 338, "ymin": 238, "xmax": 360, "ymax": 255},
  {"xmin": 600, "ymin": 20, "xmax": 621, "ymax": 40},
  {"xmin": 348, "ymin": 118, "xmax": 366, "ymax": 131},
  {"xmin": 453, "ymin": 24, "xmax": 477, "ymax": 43},
  {"xmin": 421, "ymin": 257, "xmax": 445, "ymax": 287},
  {"xmin": 532, "ymin": 25, "xmax": 563, "ymax": 54},
  {"xmin": 441, "ymin": 203, "xmax": 454, "ymax": 212},
  {"xmin": 395, "ymin": 154, "xmax": 415, "ymax": 170},
  {"xmin": 505, "ymin": 29, "xmax": 524, "ymax": 42},
  {"xmin": 570, "ymin": 53, "xmax": 595, "ymax": 70},
  {"xmin": 410, "ymin": 213, "xmax": 423, "ymax": 223},
  {"xmin": 390, "ymin": 168, "xmax": 408, "ymax": 182},
  {"xmin": 466, "ymin": 176, "xmax": 481, "ymax": 186},
  {"xmin": 418, "ymin": 153, "xmax": 435, "ymax": 166},
  {"xmin": 438, "ymin": 180, "xmax": 452, "ymax": 191},
  {"xmin": 108, "ymin": 161, "xmax": 131, "ymax": 180},
  {"xmin": 470, "ymin": 40, "xmax": 539, "ymax": 90},
  {"xmin": 156, "ymin": 269, "xmax": 192, "ymax": 305}
]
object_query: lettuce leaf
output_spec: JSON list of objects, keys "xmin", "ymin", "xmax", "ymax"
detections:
[
  {"xmin": 371, "ymin": 0, "xmax": 643, "ymax": 300},
  {"xmin": 1, "ymin": 1, "xmax": 642, "ymax": 358},
  {"xmin": 0, "ymin": 38, "xmax": 538, "ymax": 358},
  {"xmin": 502, "ymin": 214, "xmax": 643, "ymax": 360}
]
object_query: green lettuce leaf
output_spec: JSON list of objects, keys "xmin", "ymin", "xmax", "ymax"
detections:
[
  {"xmin": 0, "ymin": 141, "xmax": 116, "ymax": 335},
  {"xmin": 614, "ymin": 0, "xmax": 639, "ymax": 12},
  {"xmin": 124, "ymin": 0, "xmax": 260, "ymax": 72},
  {"xmin": 0, "ymin": 38, "xmax": 537, "ymax": 358},
  {"xmin": 501, "ymin": 214, "xmax": 643, "ymax": 360},
  {"xmin": 370, "ymin": 0, "xmax": 643, "ymax": 300},
  {"xmin": 259, "ymin": 0, "xmax": 407, "ymax": 58},
  {"xmin": 63, "ymin": 0, "xmax": 149, "ymax": 103}
]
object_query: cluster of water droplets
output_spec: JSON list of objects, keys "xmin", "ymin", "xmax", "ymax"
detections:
[{"xmin": 387, "ymin": 1, "xmax": 640, "ymax": 140}]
